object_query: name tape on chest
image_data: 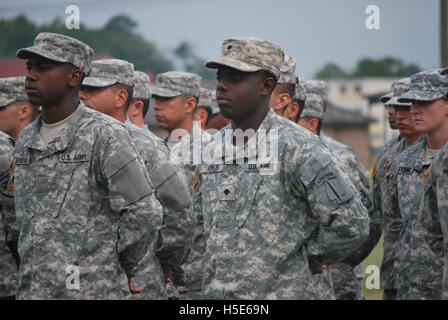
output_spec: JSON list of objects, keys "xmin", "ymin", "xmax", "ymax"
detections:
[{"xmin": 59, "ymin": 153, "xmax": 90, "ymax": 163}]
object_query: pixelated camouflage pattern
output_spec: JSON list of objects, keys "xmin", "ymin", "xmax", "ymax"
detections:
[
  {"xmin": 321, "ymin": 134, "xmax": 377, "ymax": 300},
  {"xmin": 300, "ymin": 93, "xmax": 323, "ymax": 119},
  {"xmin": 398, "ymin": 68, "xmax": 448, "ymax": 103},
  {"xmin": 12, "ymin": 103, "xmax": 164, "ymax": 299},
  {"xmin": 278, "ymin": 55, "xmax": 296, "ymax": 84},
  {"xmin": 305, "ymin": 80, "xmax": 328, "ymax": 101},
  {"xmin": 16, "ymin": 32, "xmax": 94, "ymax": 75},
  {"xmin": 419, "ymin": 141, "xmax": 448, "ymax": 300},
  {"xmin": 152, "ymin": 71, "xmax": 201, "ymax": 98},
  {"xmin": 372, "ymin": 135, "xmax": 405, "ymax": 292},
  {"xmin": 198, "ymin": 88, "xmax": 221, "ymax": 116},
  {"xmin": 82, "ymin": 59, "xmax": 134, "ymax": 88},
  {"xmin": 0, "ymin": 76, "xmax": 27, "ymax": 108},
  {"xmin": 293, "ymin": 77, "xmax": 307, "ymax": 101},
  {"xmin": 124, "ymin": 119, "xmax": 194, "ymax": 299},
  {"xmin": 167, "ymin": 123, "xmax": 212, "ymax": 299},
  {"xmin": 133, "ymin": 71, "xmax": 151, "ymax": 100},
  {"xmin": 199, "ymin": 110, "xmax": 369, "ymax": 299},
  {"xmin": 385, "ymin": 77, "xmax": 412, "ymax": 107},
  {"xmin": 0, "ymin": 131, "xmax": 18, "ymax": 297},
  {"xmin": 383, "ymin": 137, "xmax": 443, "ymax": 299},
  {"xmin": 205, "ymin": 37, "xmax": 284, "ymax": 79}
]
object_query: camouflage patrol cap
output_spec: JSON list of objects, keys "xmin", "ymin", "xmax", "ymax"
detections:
[
  {"xmin": 0, "ymin": 76, "xmax": 27, "ymax": 108},
  {"xmin": 385, "ymin": 77, "xmax": 412, "ymax": 107},
  {"xmin": 198, "ymin": 88, "xmax": 220, "ymax": 115},
  {"xmin": 398, "ymin": 68, "xmax": 448, "ymax": 103},
  {"xmin": 379, "ymin": 92, "xmax": 394, "ymax": 104},
  {"xmin": 278, "ymin": 55, "xmax": 296, "ymax": 84},
  {"xmin": 305, "ymin": 80, "xmax": 328, "ymax": 101},
  {"xmin": 133, "ymin": 71, "xmax": 151, "ymax": 100},
  {"xmin": 300, "ymin": 93, "xmax": 324, "ymax": 119},
  {"xmin": 82, "ymin": 59, "xmax": 134, "ymax": 88},
  {"xmin": 16, "ymin": 32, "xmax": 94, "ymax": 75},
  {"xmin": 293, "ymin": 77, "xmax": 306, "ymax": 101},
  {"xmin": 152, "ymin": 71, "xmax": 201, "ymax": 98},
  {"xmin": 205, "ymin": 37, "xmax": 284, "ymax": 80}
]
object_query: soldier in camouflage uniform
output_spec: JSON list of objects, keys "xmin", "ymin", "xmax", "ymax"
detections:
[
  {"xmin": 283, "ymin": 77, "xmax": 306, "ymax": 123},
  {"xmin": 0, "ymin": 76, "xmax": 40, "ymax": 299},
  {"xmin": 127, "ymin": 71, "xmax": 152, "ymax": 132},
  {"xmin": 297, "ymin": 92, "xmax": 373, "ymax": 300},
  {"xmin": 269, "ymin": 55, "xmax": 297, "ymax": 116},
  {"xmin": 193, "ymin": 88, "xmax": 214, "ymax": 130},
  {"xmin": 370, "ymin": 81, "xmax": 404, "ymax": 300},
  {"xmin": 0, "ymin": 130, "xmax": 16, "ymax": 300},
  {"xmin": 197, "ymin": 37, "xmax": 369, "ymax": 299},
  {"xmin": 383, "ymin": 69, "xmax": 448, "ymax": 299},
  {"xmin": 13, "ymin": 32, "xmax": 164, "ymax": 299},
  {"xmin": 373, "ymin": 78, "xmax": 421, "ymax": 300},
  {"xmin": 152, "ymin": 71, "xmax": 212, "ymax": 299},
  {"xmin": 419, "ymin": 140, "xmax": 448, "ymax": 300},
  {"xmin": 79, "ymin": 59, "xmax": 194, "ymax": 299}
]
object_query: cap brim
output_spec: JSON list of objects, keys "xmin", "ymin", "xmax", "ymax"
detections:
[
  {"xmin": 379, "ymin": 92, "xmax": 394, "ymax": 103},
  {"xmin": 397, "ymin": 90, "xmax": 446, "ymax": 103},
  {"xmin": 0, "ymin": 98, "xmax": 17, "ymax": 108},
  {"xmin": 16, "ymin": 46, "xmax": 68, "ymax": 64},
  {"xmin": 151, "ymin": 87, "xmax": 182, "ymax": 98},
  {"xmin": 205, "ymin": 56, "xmax": 262, "ymax": 73},
  {"xmin": 385, "ymin": 96, "xmax": 412, "ymax": 107},
  {"xmin": 82, "ymin": 77, "xmax": 117, "ymax": 88}
]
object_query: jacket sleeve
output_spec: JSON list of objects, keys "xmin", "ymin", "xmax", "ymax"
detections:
[
  {"xmin": 97, "ymin": 126, "xmax": 163, "ymax": 278},
  {"xmin": 296, "ymin": 150, "xmax": 370, "ymax": 270}
]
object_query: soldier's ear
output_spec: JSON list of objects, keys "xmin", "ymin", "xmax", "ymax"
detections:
[
  {"xmin": 68, "ymin": 68, "xmax": 84, "ymax": 88},
  {"xmin": 260, "ymin": 76, "xmax": 276, "ymax": 97},
  {"xmin": 184, "ymin": 96, "xmax": 197, "ymax": 115}
]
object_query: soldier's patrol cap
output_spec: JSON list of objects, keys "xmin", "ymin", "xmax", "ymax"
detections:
[
  {"xmin": 205, "ymin": 37, "xmax": 284, "ymax": 80},
  {"xmin": 133, "ymin": 71, "xmax": 151, "ymax": 100},
  {"xmin": 16, "ymin": 32, "xmax": 94, "ymax": 75},
  {"xmin": 292, "ymin": 77, "xmax": 306, "ymax": 101},
  {"xmin": 278, "ymin": 55, "xmax": 296, "ymax": 84},
  {"xmin": 379, "ymin": 91, "xmax": 394, "ymax": 104},
  {"xmin": 0, "ymin": 76, "xmax": 27, "ymax": 108},
  {"xmin": 82, "ymin": 59, "xmax": 134, "ymax": 88},
  {"xmin": 305, "ymin": 80, "xmax": 328, "ymax": 101},
  {"xmin": 198, "ymin": 88, "xmax": 220, "ymax": 115},
  {"xmin": 300, "ymin": 93, "xmax": 324, "ymax": 120},
  {"xmin": 398, "ymin": 68, "xmax": 448, "ymax": 103},
  {"xmin": 152, "ymin": 71, "xmax": 201, "ymax": 98},
  {"xmin": 385, "ymin": 77, "xmax": 412, "ymax": 107}
]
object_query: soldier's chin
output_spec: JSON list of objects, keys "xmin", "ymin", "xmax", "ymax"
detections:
[{"xmin": 27, "ymin": 94, "xmax": 43, "ymax": 106}]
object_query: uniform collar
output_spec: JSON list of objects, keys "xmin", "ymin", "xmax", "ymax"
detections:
[{"xmin": 26, "ymin": 101, "xmax": 86, "ymax": 152}]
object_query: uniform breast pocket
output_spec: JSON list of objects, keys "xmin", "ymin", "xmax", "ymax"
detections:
[{"xmin": 52, "ymin": 153, "xmax": 92, "ymax": 219}]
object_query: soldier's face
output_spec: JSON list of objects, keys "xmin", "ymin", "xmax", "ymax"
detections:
[
  {"xmin": 79, "ymin": 85, "xmax": 117, "ymax": 117},
  {"xmin": 0, "ymin": 102, "xmax": 20, "ymax": 138},
  {"xmin": 25, "ymin": 56, "xmax": 73, "ymax": 108},
  {"xmin": 153, "ymin": 95, "xmax": 188, "ymax": 130},
  {"xmin": 215, "ymin": 66, "xmax": 264, "ymax": 121},
  {"xmin": 410, "ymin": 98, "xmax": 448, "ymax": 134},
  {"xmin": 394, "ymin": 106, "xmax": 417, "ymax": 137},
  {"xmin": 386, "ymin": 106, "xmax": 398, "ymax": 130}
]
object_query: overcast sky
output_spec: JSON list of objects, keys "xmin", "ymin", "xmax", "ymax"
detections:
[{"xmin": 0, "ymin": 0, "xmax": 440, "ymax": 79}]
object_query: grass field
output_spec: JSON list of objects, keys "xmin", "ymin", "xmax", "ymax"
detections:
[{"xmin": 362, "ymin": 235, "xmax": 384, "ymax": 300}]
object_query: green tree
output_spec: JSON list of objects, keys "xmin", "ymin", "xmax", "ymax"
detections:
[
  {"xmin": 315, "ymin": 62, "xmax": 348, "ymax": 79},
  {"xmin": 0, "ymin": 15, "xmax": 173, "ymax": 75}
]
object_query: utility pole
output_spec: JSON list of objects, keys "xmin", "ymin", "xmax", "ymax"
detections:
[{"xmin": 442, "ymin": 0, "xmax": 448, "ymax": 67}]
